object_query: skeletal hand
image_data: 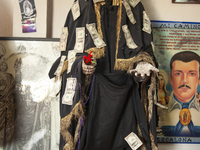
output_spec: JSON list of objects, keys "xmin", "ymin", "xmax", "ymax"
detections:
[
  {"xmin": 129, "ymin": 62, "xmax": 159, "ymax": 78},
  {"xmin": 82, "ymin": 60, "xmax": 96, "ymax": 75}
]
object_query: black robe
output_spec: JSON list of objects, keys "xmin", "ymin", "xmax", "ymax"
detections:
[{"xmin": 49, "ymin": 0, "xmax": 158, "ymax": 149}]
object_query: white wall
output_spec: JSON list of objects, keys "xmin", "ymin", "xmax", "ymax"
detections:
[
  {"xmin": 51, "ymin": 0, "xmax": 74, "ymax": 38},
  {"xmin": 142, "ymin": 0, "xmax": 200, "ymax": 22},
  {"xmin": 0, "ymin": 0, "xmax": 14, "ymax": 37},
  {"xmin": 0, "ymin": 0, "xmax": 200, "ymax": 38},
  {"xmin": 51, "ymin": 0, "xmax": 200, "ymax": 38}
]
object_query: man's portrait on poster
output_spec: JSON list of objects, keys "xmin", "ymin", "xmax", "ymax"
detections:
[{"xmin": 162, "ymin": 51, "xmax": 200, "ymax": 137}]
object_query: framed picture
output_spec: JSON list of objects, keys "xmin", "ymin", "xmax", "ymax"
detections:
[
  {"xmin": 172, "ymin": 0, "xmax": 200, "ymax": 4},
  {"xmin": 151, "ymin": 20, "xmax": 200, "ymax": 143},
  {"xmin": 0, "ymin": 37, "xmax": 60, "ymax": 149}
]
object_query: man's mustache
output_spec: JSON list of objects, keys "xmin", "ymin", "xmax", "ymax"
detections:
[{"xmin": 178, "ymin": 84, "xmax": 191, "ymax": 89}]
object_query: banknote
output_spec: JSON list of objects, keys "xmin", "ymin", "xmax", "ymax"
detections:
[
  {"xmin": 122, "ymin": 25, "xmax": 138, "ymax": 49},
  {"xmin": 86, "ymin": 23, "xmax": 106, "ymax": 48}
]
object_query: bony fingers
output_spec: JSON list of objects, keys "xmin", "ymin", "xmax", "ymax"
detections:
[
  {"xmin": 155, "ymin": 68, "xmax": 159, "ymax": 72},
  {"xmin": 129, "ymin": 69, "xmax": 136, "ymax": 74},
  {"xmin": 83, "ymin": 69, "xmax": 95, "ymax": 75},
  {"xmin": 150, "ymin": 66, "xmax": 159, "ymax": 72},
  {"xmin": 86, "ymin": 65, "xmax": 94, "ymax": 69},
  {"xmin": 146, "ymin": 72, "xmax": 150, "ymax": 76},
  {"xmin": 135, "ymin": 72, "xmax": 138, "ymax": 76},
  {"xmin": 141, "ymin": 73, "xmax": 145, "ymax": 78}
]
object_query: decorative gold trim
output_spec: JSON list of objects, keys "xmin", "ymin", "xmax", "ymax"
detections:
[
  {"xmin": 148, "ymin": 71, "xmax": 157, "ymax": 122},
  {"xmin": 54, "ymin": 59, "xmax": 68, "ymax": 82},
  {"xmin": 54, "ymin": 76, "xmax": 58, "ymax": 82},
  {"xmin": 60, "ymin": 101, "xmax": 85, "ymax": 150},
  {"xmin": 60, "ymin": 59, "xmax": 68, "ymax": 78},
  {"xmin": 113, "ymin": 0, "xmax": 120, "ymax": 6},
  {"xmin": 90, "ymin": 2, "xmax": 106, "ymax": 59},
  {"xmin": 127, "ymin": 52, "xmax": 155, "ymax": 73},
  {"xmin": 150, "ymin": 131, "xmax": 158, "ymax": 150},
  {"xmin": 148, "ymin": 70, "xmax": 158, "ymax": 150},
  {"xmin": 94, "ymin": 2, "xmax": 104, "ymax": 39},
  {"xmin": 114, "ymin": 0, "xmax": 123, "ymax": 70},
  {"xmin": 115, "ymin": 57, "xmax": 135, "ymax": 71},
  {"xmin": 74, "ymin": 117, "xmax": 83, "ymax": 144},
  {"xmin": 137, "ymin": 123, "xmax": 147, "ymax": 150},
  {"xmin": 140, "ymin": 76, "xmax": 149, "ymax": 121},
  {"xmin": 63, "ymin": 135, "xmax": 75, "ymax": 150},
  {"xmin": 59, "ymin": 56, "xmax": 79, "ymax": 79}
]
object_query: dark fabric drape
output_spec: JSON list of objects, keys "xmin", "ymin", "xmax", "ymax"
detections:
[{"xmin": 49, "ymin": 0, "xmax": 158, "ymax": 149}]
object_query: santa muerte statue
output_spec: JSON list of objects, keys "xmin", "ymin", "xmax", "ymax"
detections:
[{"xmin": 49, "ymin": 0, "xmax": 159, "ymax": 149}]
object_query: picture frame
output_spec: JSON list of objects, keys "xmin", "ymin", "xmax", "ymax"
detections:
[
  {"xmin": 151, "ymin": 20, "xmax": 200, "ymax": 143},
  {"xmin": 172, "ymin": 0, "xmax": 200, "ymax": 4},
  {"xmin": 0, "ymin": 37, "xmax": 60, "ymax": 149}
]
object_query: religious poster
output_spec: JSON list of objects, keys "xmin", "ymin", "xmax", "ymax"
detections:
[
  {"xmin": 152, "ymin": 21, "xmax": 200, "ymax": 143},
  {"xmin": 172, "ymin": 0, "xmax": 200, "ymax": 3},
  {"xmin": 18, "ymin": 0, "xmax": 37, "ymax": 33},
  {"xmin": 0, "ymin": 37, "xmax": 60, "ymax": 150}
]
